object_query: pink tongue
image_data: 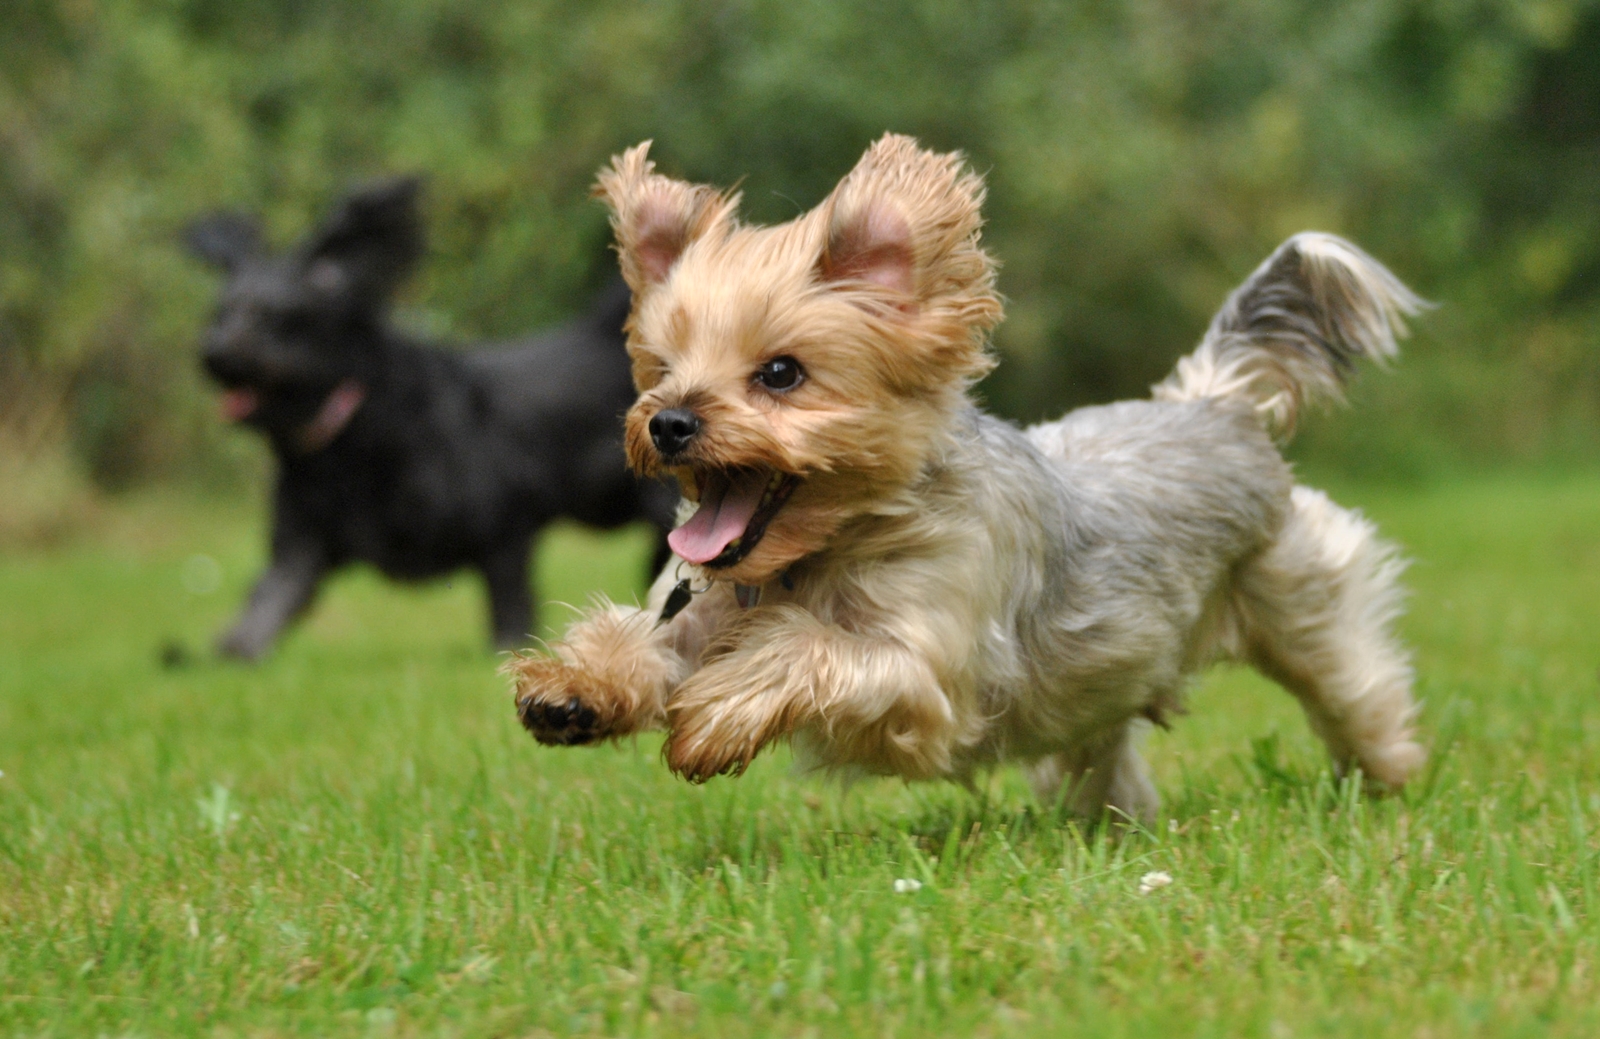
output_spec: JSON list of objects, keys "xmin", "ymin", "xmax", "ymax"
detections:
[
  {"xmin": 668, "ymin": 471, "xmax": 769, "ymax": 564},
  {"xmin": 220, "ymin": 388, "xmax": 259, "ymax": 421}
]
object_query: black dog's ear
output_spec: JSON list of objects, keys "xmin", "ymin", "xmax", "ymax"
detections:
[
  {"xmin": 301, "ymin": 177, "xmax": 425, "ymax": 305},
  {"xmin": 183, "ymin": 212, "xmax": 262, "ymax": 272}
]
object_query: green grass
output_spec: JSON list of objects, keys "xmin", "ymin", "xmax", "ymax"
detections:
[{"xmin": 2, "ymin": 474, "xmax": 1599, "ymax": 1037}]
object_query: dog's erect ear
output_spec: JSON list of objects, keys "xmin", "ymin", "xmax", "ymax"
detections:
[
  {"xmin": 820, "ymin": 198, "xmax": 915, "ymax": 297},
  {"xmin": 593, "ymin": 142, "xmax": 739, "ymax": 294},
  {"xmin": 816, "ymin": 134, "xmax": 996, "ymax": 317},
  {"xmin": 301, "ymin": 176, "xmax": 425, "ymax": 306},
  {"xmin": 183, "ymin": 213, "xmax": 262, "ymax": 273}
]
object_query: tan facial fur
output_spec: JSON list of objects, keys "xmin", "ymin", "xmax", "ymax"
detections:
[{"xmin": 595, "ymin": 136, "xmax": 1001, "ymax": 583}]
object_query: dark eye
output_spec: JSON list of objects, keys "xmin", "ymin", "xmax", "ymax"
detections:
[{"xmin": 755, "ymin": 356, "xmax": 804, "ymax": 392}]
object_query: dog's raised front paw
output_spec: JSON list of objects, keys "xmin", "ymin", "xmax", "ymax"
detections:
[
  {"xmin": 664, "ymin": 730, "xmax": 752, "ymax": 783},
  {"xmin": 507, "ymin": 656, "xmax": 615, "ymax": 746},
  {"xmin": 216, "ymin": 627, "xmax": 269, "ymax": 663},
  {"xmin": 521, "ymin": 695, "xmax": 602, "ymax": 746},
  {"xmin": 663, "ymin": 698, "xmax": 773, "ymax": 782}
]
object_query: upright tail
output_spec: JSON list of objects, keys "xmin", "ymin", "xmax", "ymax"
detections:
[{"xmin": 1153, "ymin": 233, "xmax": 1426, "ymax": 439}]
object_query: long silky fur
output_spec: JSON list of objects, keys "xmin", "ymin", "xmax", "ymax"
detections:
[
  {"xmin": 1154, "ymin": 232, "xmax": 1427, "ymax": 437},
  {"xmin": 508, "ymin": 139, "xmax": 1429, "ymax": 822}
]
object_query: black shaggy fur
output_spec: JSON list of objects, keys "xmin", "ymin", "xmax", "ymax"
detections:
[{"xmin": 185, "ymin": 178, "xmax": 675, "ymax": 660}]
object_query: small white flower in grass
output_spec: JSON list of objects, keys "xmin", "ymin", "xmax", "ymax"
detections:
[
  {"xmin": 893, "ymin": 878, "xmax": 923, "ymax": 893},
  {"xmin": 1138, "ymin": 870, "xmax": 1173, "ymax": 895}
]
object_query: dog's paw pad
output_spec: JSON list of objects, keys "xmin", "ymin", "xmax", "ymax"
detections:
[{"xmin": 518, "ymin": 694, "xmax": 603, "ymax": 746}]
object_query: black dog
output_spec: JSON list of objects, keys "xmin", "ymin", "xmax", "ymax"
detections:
[{"xmin": 184, "ymin": 178, "xmax": 675, "ymax": 660}]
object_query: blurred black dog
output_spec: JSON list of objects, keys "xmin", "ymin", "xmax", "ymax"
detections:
[{"xmin": 185, "ymin": 178, "xmax": 675, "ymax": 660}]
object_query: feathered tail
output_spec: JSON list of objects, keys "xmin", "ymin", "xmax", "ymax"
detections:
[{"xmin": 1153, "ymin": 233, "xmax": 1426, "ymax": 439}]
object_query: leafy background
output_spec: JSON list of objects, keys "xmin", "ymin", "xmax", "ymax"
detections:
[{"xmin": 3, "ymin": 0, "xmax": 1598, "ymax": 531}]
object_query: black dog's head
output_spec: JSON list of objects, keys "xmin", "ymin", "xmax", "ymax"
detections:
[{"xmin": 184, "ymin": 178, "xmax": 423, "ymax": 448}]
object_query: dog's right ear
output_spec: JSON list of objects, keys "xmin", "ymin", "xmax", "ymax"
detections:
[
  {"xmin": 593, "ymin": 142, "xmax": 739, "ymax": 295},
  {"xmin": 183, "ymin": 213, "xmax": 262, "ymax": 273},
  {"xmin": 302, "ymin": 176, "xmax": 425, "ymax": 307},
  {"xmin": 818, "ymin": 135, "xmax": 996, "ymax": 318}
]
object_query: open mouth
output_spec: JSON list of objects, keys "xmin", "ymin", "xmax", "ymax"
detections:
[
  {"xmin": 668, "ymin": 468, "xmax": 800, "ymax": 569},
  {"xmin": 219, "ymin": 387, "xmax": 260, "ymax": 422}
]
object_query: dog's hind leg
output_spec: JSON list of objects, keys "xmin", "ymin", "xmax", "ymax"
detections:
[
  {"xmin": 482, "ymin": 537, "xmax": 535, "ymax": 651},
  {"xmin": 1233, "ymin": 486, "xmax": 1425, "ymax": 787},
  {"xmin": 1026, "ymin": 724, "xmax": 1159, "ymax": 824}
]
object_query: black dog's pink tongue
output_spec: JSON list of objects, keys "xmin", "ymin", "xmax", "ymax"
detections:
[
  {"xmin": 668, "ymin": 471, "xmax": 769, "ymax": 564},
  {"xmin": 220, "ymin": 388, "xmax": 259, "ymax": 421}
]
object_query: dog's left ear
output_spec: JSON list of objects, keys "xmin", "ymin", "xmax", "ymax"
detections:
[
  {"xmin": 594, "ymin": 142, "xmax": 740, "ymax": 296},
  {"xmin": 183, "ymin": 212, "xmax": 262, "ymax": 273},
  {"xmin": 816, "ymin": 134, "xmax": 998, "ymax": 325},
  {"xmin": 301, "ymin": 176, "xmax": 425, "ymax": 307}
]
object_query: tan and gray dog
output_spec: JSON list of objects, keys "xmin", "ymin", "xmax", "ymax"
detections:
[{"xmin": 508, "ymin": 134, "xmax": 1426, "ymax": 820}]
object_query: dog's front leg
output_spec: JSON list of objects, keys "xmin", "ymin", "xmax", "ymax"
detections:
[
  {"xmin": 218, "ymin": 540, "xmax": 327, "ymax": 661},
  {"xmin": 665, "ymin": 606, "xmax": 956, "ymax": 782},
  {"xmin": 508, "ymin": 568, "xmax": 735, "ymax": 746}
]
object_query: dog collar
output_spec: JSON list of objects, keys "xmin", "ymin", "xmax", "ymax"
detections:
[
  {"xmin": 296, "ymin": 379, "xmax": 366, "ymax": 453},
  {"xmin": 656, "ymin": 567, "xmax": 793, "ymax": 626}
]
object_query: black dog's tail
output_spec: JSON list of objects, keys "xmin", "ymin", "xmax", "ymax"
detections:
[{"xmin": 1154, "ymin": 233, "xmax": 1426, "ymax": 439}]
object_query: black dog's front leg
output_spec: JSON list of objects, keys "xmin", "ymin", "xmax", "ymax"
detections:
[
  {"xmin": 481, "ymin": 537, "xmax": 534, "ymax": 651},
  {"xmin": 642, "ymin": 474, "xmax": 680, "ymax": 579},
  {"xmin": 218, "ymin": 542, "xmax": 328, "ymax": 661}
]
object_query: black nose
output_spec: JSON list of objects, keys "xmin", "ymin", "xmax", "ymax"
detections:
[{"xmin": 649, "ymin": 408, "xmax": 702, "ymax": 456}]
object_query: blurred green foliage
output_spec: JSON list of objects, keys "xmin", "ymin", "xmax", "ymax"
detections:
[{"xmin": 2, "ymin": 0, "xmax": 1597, "ymax": 490}]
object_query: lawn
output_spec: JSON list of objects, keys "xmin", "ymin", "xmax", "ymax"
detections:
[{"xmin": 2, "ymin": 473, "xmax": 1598, "ymax": 1037}]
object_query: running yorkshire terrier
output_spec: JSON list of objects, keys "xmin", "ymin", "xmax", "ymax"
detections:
[{"xmin": 508, "ymin": 134, "xmax": 1427, "ymax": 819}]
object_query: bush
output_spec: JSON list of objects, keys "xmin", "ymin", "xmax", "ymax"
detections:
[{"xmin": 2, "ymin": 0, "xmax": 1597, "ymax": 490}]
